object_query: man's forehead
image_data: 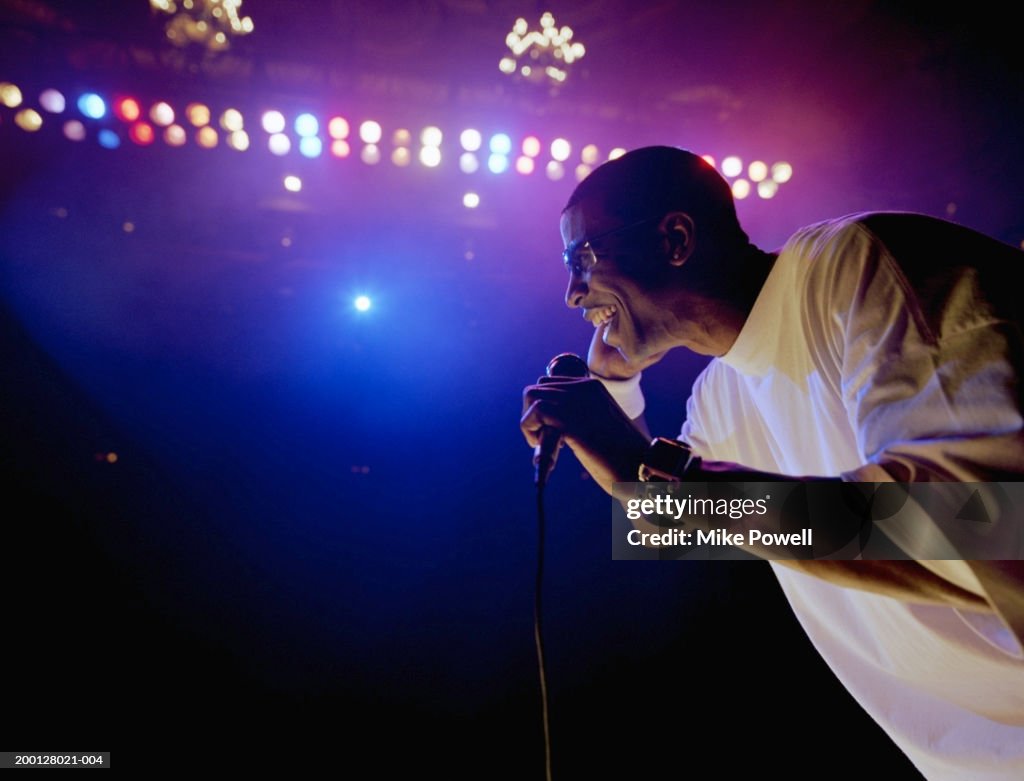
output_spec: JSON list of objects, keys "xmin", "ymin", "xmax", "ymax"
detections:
[{"xmin": 559, "ymin": 199, "xmax": 617, "ymax": 242}]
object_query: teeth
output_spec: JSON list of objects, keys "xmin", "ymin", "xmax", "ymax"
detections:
[{"xmin": 591, "ymin": 305, "xmax": 617, "ymax": 327}]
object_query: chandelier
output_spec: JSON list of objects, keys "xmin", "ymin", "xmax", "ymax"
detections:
[
  {"xmin": 149, "ymin": 0, "xmax": 254, "ymax": 52},
  {"xmin": 499, "ymin": 12, "xmax": 585, "ymax": 86}
]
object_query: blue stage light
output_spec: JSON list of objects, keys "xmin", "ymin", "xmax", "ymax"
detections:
[
  {"xmin": 299, "ymin": 136, "xmax": 323, "ymax": 158},
  {"xmin": 489, "ymin": 133, "xmax": 512, "ymax": 155},
  {"xmin": 295, "ymin": 113, "xmax": 319, "ymax": 137},
  {"xmin": 354, "ymin": 295, "xmax": 372, "ymax": 312},
  {"xmin": 78, "ymin": 92, "xmax": 106, "ymax": 119},
  {"xmin": 488, "ymin": 153, "xmax": 509, "ymax": 174},
  {"xmin": 97, "ymin": 129, "xmax": 120, "ymax": 149}
]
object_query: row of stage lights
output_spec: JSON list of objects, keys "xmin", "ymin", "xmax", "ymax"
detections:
[{"xmin": 0, "ymin": 81, "xmax": 794, "ymax": 198}]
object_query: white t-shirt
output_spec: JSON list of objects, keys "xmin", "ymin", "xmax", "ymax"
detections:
[{"xmin": 607, "ymin": 213, "xmax": 1024, "ymax": 779}]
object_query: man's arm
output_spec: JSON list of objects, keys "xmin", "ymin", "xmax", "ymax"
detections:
[{"xmin": 521, "ymin": 375, "xmax": 1007, "ymax": 612}]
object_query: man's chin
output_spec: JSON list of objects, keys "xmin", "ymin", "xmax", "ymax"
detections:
[
  {"xmin": 607, "ymin": 338, "xmax": 636, "ymax": 364},
  {"xmin": 602, "ymin": 328, "xmax": 626, "ymax": 356}
]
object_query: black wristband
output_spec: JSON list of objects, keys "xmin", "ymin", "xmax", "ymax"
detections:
[{"xmin": 638, "ymin": 437, "xmax": 701, "ymax": 482}]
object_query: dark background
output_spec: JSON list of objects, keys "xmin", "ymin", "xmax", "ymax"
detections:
[{"xmin": 2, "ymin": 1, "xmax": 1021, "ymax": 776}]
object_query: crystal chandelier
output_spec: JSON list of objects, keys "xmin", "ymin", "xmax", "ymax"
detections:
[
  {"xmin": 499, "ymin": 12, "xmax": 585, "ymax": 85},
  {"xmin": 150, "ymin": 0, "xmax": 254, "ymax": 52}
]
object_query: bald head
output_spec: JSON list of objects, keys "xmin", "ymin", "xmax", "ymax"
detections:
[{"xmin": 565, "ymin": 146, "xmax": 748, "ymax": 252}]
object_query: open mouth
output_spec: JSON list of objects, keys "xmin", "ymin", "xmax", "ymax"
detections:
[{"xmin": 589, "ymin": 305, "xmax": 617, "ymax": 328}]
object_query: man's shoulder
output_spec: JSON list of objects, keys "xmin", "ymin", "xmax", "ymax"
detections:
[
  {"xmin": 785, "ymin": 211, "xmax": 1021, "ymax": 266},
  {"xmin": 783, "ymin": 211, "xmax": 1024, "ymax": 333},
  {"xmin": 779, "ymin": 212, "xmax": 882, "ymax": 265}
]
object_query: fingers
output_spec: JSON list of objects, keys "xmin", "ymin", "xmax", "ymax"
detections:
[
  {"xmin": 520, "ymin": 380, "xmax": 586, "ymax": 446},
  {"xmin": 520, "ymin": 376, "xmax": 612, "ymax": 448},
  {"xmin": 520, "ymin": 399, "xmax": 561, "ymax": 448}
]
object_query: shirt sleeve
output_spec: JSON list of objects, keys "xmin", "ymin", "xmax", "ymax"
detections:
[
  {"xmin": 594, "ymin": 371, "xmax": 645, "ymax": 420},
  {"xmin": 799, "ymin": 221, "xmax": 1024, "ymax": 483},
  {"xmin": 802, "ymin": 221, "xmax": 1024, "ymax": 642}
]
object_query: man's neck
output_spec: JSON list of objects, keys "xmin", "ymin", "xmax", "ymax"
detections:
[{"xmin": 698, "ymin": 246, "xmax": 777, "ymax": 356}]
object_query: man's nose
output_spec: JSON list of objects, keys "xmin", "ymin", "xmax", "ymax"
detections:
[{"xmin": 565, "ymin": 274, "xmax": 586, "ymax": 308}]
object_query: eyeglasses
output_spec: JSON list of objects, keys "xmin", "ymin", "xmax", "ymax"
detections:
[{"xmin": 561, "ymin": 216, "xmax": 661, "ymax": 276}]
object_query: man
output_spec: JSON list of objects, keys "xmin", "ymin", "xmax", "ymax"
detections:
[{"xmin": 520, "ymin": 146, "xmax": 1024, "ymax": 779}]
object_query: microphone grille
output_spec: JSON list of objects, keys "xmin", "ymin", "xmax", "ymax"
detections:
[{"xmin": 545, "ymin": 352, "xmax": 589, "ymax": 379}]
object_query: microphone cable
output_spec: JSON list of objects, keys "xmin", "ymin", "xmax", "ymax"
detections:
[
  {"xmin": 530, "ymin": 352, "xmax": 587, "ymax": 780},
  {"xmin": 534, "ymin": 479, "xmax": 553, "ymax": 781}
]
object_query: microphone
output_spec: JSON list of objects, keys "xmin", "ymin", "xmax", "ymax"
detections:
[{"xmin": 533, "ymin": 352, "xmax": 590, "ymax": 486}]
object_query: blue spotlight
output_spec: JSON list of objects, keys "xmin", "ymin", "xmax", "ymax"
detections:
[
  {"xmin": 487, "ymin": 153, "xmax": 509, "ymax": 174},
  {"xmin": 97, "ymin": 129, "xmax": 120, "ymax": 149},
  {"xmin": 489, "ymin": 133, "xmax": 512, "ymax": 155},
  {"xmin": 294, "ymin": 112, "xmax": 319, "ymax": 137},
  {"xmin": 299, "ymin": 136, "xmax": 323, "ymax": 158},
  {"xmin": 354, "ymin": 295, "xmax": 372, "ymax": 312},
  {"xmin": 77, "ymin": 92, "xmax": 106, "ymax": 120}
]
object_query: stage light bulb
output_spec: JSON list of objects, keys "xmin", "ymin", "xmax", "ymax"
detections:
[
  {"xmin": 354, "ymin": 295, "xmax": 372, "ymax": 312},
  {"xmin": 361, "ymin": 144, "xmax": 381, "ymax": 165},
  {"xmin": 14, "ymin": 109, "xmax": 42, "ymax": 132},
  {"xmin": 550, "ymin": 138, "xmax": 571, "ymax": 162},
  {"xmin": 328, "ymin": 117, "xmax": 350, "ymax": 139},
  {"xmin": 78, "ymin": 93, "xmax": 106, "ymax": 120},
  {"xmin": 63, "ymin": 120, "xmax": 86, "ymax": 141},
  {"xmin": 421, "ymin": 125, "xmax": 442, "ymax": 147},
  {"xmin": 771, "ymin": 162, "xmax": 793, "ymax": 183},
  {"xmin": 489, "ymin": 133, "xmax": 512, "ymax": 155},
  {"xmin": 262, "ymin": 110, "xmax": 286, "ymax": 134},
  {"xmin": 732, "ymin": 179, "xmax": 751, "ymax": 199},
  {"xmin": 221, "ymin": 108, "xmax": 244, "ymax": 131},
  {"xmin": 359, "ymin": 120, "xmax": 382, "ymax": 144},
  {"xmin": 460, "ymin": 129, "xmax": 482, "ymax": 151},
  {"xmin": 295, "ymin": 113, "xmax": 319, "ymax": 137},
  {"xmin": 748, "ymin": 160, "xmax": 768, "ymax": 182},
  {"xmin": 420, "ymin": 146, "xmax": 442, "ymax": 168},
  {"xmin": 114, "ymin": 97, "xmax": 141, "ymax": 122},
  {"xmin": 97, "ymin": 129, "xmax": 120, "ymax": 149},
  {"xmin": 283, "ymin": 175, "xmax": 302, "ymax": 192},
  {"xmin": 164, "ymin": 124, "xmax": 186, "ymax": 146},
  {"xmin": 129, "ymin": 122, "xmax": 155, "ymax": 145},
  {"xmin": 722, "ymin": 156, "xmax": 743, "ymax": 178},
  {"xmin": 0, "ymin": 82, "xmax": 22, "ymax": 108},
  {"xmin": 196, "ymin": 126, "xmax": 218, "ymax": 148},
  {"xmin": 392, "ymin": 147, "xmax": 411, "ymax": 167},
  {"xmin": 299, "ymin": 137, "xmax": 323, "ymax": 158},
  {"xmin": 186, "ymin": 103, "xmax": 210, "ymax": 127},
  {"xmin": 227, "ymin": 129, "xmax": 249, "ymax": 151},
  {"xmin": 39, "ymin": 89, "xmax": 66, "ymax": 113},
  {"xmin": 150, "ymin": 101, "xmax": 174, "ymax": 126},
  {"xmin": 268, "ymin": 133, "xmax": 291, "ymax": 155}
]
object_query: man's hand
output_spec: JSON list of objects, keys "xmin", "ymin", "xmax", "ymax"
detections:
[
  {"xmin": 587, "ymin": 324, "xmax": 668, "ymax": 380},
  {"xmin": 521, "ymin": 375, "xmax": 650, "ymax": 493}
]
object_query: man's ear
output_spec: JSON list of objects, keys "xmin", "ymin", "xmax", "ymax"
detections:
[{"xmin": 659, "ymin": 212, "xmax": 695, "ymax": 267}]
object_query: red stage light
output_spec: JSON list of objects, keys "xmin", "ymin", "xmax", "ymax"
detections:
[
  {"xmin": 114, "ymin": 97, "xmax": 141, "ymax": 122},
  {"xmin": 129, "ymin": 122, "xmax": 155, "ymax": 145}
]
